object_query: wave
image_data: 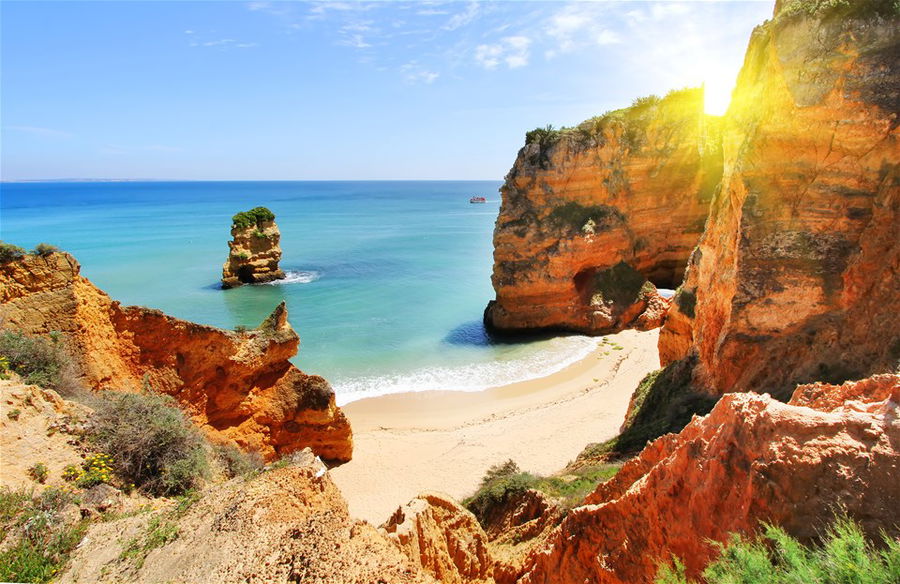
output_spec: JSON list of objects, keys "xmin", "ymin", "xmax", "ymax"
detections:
[
  {"xmin": 332, "ymin": 336, "xmax": 601, "ymax": 406},
  {"xmin": 266, "ymin": 270, "xmax": 321, "ymax": 285}
]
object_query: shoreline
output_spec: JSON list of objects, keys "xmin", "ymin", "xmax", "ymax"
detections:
[{"xmin": 329, "ymin": 328, "xmax": 662, "ymax": 524}]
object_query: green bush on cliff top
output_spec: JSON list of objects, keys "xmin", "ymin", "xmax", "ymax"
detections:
[
  {"xmin": 656, "ymin": 516, "xmax": 900, "ymax": 584},
  {"xmin": 464, "ymin": 459, "xmax": 621, "ymax": 525},
  {"xmin": 231, "ymin": 206, "xmax": 275, "ymax": 229},
  {"xmin": 0, "ymin": 331, "xmax": 80, "ymax": 395},
  {"xmin": 89, "ymin": 391, "xmax": 209, "ymax": 496},
  {"xmin": 776, "ymin": 0, "xmax": 900, "ymax": 20},
  {"xmin": 0, "ymin": 241, "xmax": 26, "ymax": 263}
]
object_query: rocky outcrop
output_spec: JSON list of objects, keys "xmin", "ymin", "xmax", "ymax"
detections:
[
  {"xmin": 0, "ymin": 252, "xmax": 352, "ymax": 463},
  {"xmin": 478, "ymin": 489, "xmax": 564, "ymax": 584},
  {"xmin": 0, "ymin": 378, "xmax": 90, "ymax": 490},
  {"xmin": 659, "ymin": 1, "xmax": 900, "ymax": 396},
  {"xmin": 485, "ymin": 88, "xmax": 720, "ymax": 334},
  {"xmin": 59, "ymin": 452, "xmax": 429, "ymax": 584},
  {"xmin": 221, "ymin": 206, "xmax": 285, "ymax": 288},
  {"xmin": 383, "ymin": 492, "xmax": 494, "ymax": 584},
  {"xmin": 516, "ymin": 373, "xmax": 900, "ymax": 584}
]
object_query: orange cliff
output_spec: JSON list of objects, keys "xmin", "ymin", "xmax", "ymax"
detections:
[
  {"xmin": 0, "ymin": 251, "xmax": 351, "ymax": 463},
  {"xmin": 658, "ymin": 1, "xmax": 900, "ymax": 396},
  {"xmin": 485, "ymin": 88, "xmax": 721, "ymax": 335},
  {"xmin": 515, "ymin": 374, "xmax": 900, "ymax": 584}
]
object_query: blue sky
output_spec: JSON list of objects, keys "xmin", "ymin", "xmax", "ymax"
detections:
[{"xmin": 1, "ymin": 1, "xmax": 774, "ymax": 180}]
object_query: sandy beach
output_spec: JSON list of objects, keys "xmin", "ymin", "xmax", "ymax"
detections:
[{"xmin": 330, "ymin": 328, "xmax": 661, "ymax": 524}]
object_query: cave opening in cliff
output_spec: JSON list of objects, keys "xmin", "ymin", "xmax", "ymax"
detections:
[
  {"xmin": 236, "ymin": 265, "xmax": 256, "ymax": 283},
  {"xmin": 576, "ymin": 260, "xmax": 687, "ymax": 302}
]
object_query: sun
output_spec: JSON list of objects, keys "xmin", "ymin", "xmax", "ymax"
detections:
[{"xmin": 703, "ymin": 78, "xmax": 734, "ymax": 117}]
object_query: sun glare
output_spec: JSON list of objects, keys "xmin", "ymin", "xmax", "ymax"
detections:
[{"xmin": 703, "ymin": 78, "xmax": 734, "ymax": 116}]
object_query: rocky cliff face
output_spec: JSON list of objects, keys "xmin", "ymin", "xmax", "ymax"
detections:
[
  {"xmin": 0, "ymin": 252, "xmax": 351, "ymax": 463},
  {"xmin": 516, "ymin": 373, "xmax": 900, "ymax": 584},
  {"xmin": 486, "ymin": 88, "xmax": 720, "ymax": 334},
  {"xmin": 59, "ymin": 452, "xmax": 428, "ymax": 584},
  {"xmin": 222, "ymin": 207, "xmax": 286, "ymax": 288},
  {"xmin": 658, "ymin": 2, "xmax": 900, "ymax": 396}
]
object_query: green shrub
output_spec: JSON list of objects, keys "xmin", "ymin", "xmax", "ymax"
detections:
[
  {"xmin": 215, "ymin": 443, "xmax": 263, "ymax": 479},
  {"xmin": 0, "ymin": 241, "xmax": 26, "ymax": 263},
  {"xmin": 464, "ymin": 460, "xmax": 622, "ymax": 524},
  {"xmin": 89, "ymin": 392, "xmax": 209, "ymax": 496},
  {"xmin": 31, "ymin": 243, "xmax": 60, "ymax": 257},
  {"xmin": 0, "ymin": 487, "xmax": 86, "ymax": 584},
  {"xmin": 655, "ymin": 517, "xmax": 900, "ymax": 584},
  {"xmin": 231, "ymin": 206, "xmax": 275, "ymax": 229},
  {"xmin": 7, "ymin": 408, "xmax": 21, "ymax": 420},
  {"xmin": 0, "ymin": 330, "xmax": 80, "ymax": 394},
  {"xmin": 776, "ymin": 0, "xmax": 899, "ymax": 21},
  {"xmin": 252, "ymin": 229, "xmax": 269, "ymax": 239},
  {"xmin": 27, "ymin": 463, "xmax": 48, "ymax": 484},
  {"xmin": 464, "ymin": 460, "xmax": 537, "ymax": 523}
]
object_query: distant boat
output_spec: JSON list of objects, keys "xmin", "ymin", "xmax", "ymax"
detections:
[{"xmin": 469, "ymin": 196, "xmax": 486, "ymax": 204}]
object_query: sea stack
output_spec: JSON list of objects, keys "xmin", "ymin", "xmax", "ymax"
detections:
[{"xmin": 221, "ymin": 206, "xmax": 286, "ymax": 289}]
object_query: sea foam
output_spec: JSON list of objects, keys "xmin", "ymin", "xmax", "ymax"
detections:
[
  {"xmin": 266, "ymin": 270, "xmax": 321, "ymax": 285},
  {"xmin": 332, "ymin": 335, "xmax": 601, "ymax": 406}
]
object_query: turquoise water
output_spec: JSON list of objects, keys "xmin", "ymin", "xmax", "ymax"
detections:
[{"xmin": 0, "ymin": 181, "xmax": 598, "ymax": 403}]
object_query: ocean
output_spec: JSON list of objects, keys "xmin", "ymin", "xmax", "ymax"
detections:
[{"xmin": 0, "ymin": 181, "xmax": 599, "ymax": 404}]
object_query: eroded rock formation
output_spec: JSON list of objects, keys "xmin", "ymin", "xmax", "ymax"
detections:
[
  {"xmin": 0, "ymin": 252, "xmax": 352, "ymax": 463},
  {"xmin": 486, "ymin": 88, "xmax": 720, "ymax": 334},
  {"xmin": 516, "ymin": 373, "xmax": 900, "ymax": 584},
  {"xmin": 659, "ymin": 2, "xmax": 900, "ymax": 396},
  {"xmin": 383, "ymin": 492, "xmax": 494, "ymax": 584},
  {"xmin": 222, "ymin": 206, "xmax": 286, "ymax": 288}
]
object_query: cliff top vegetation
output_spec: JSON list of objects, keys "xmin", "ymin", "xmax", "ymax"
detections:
[
  {"xmin": 523, "ymin": 87, "xmax": 717, "ymax": 168},
  {"xmin": 775, "ymin": 0, "xmax": 899, "ymax": 22},
  {"xmin": 231, "ymin": 206, "xmax": 275, "ymax": 229}
]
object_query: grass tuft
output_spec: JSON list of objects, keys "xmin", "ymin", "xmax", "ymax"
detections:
[{"xmin": 656, "ymin": 516, "xmax": 900, "ymax": 584}]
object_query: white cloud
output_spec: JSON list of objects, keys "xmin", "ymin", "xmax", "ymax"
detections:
[
  {"xmin": 546, "ymin": 3, "xmax": 621, "ymax": 56},
  {"xmin": 190, "ymin": 38, "xmax": 258, "ymax": 49},
  {"xmin": 340, "ymin": 34, "xmax": 371, "ymax": 49},
  {"xmin": 400, "ymin": 62, "xmax": 439, "ymax": 84},
  {"xmin": 476, "ymin": 36, "xmax": 531, "ymax": 70},
  {"xmin": 7, "ymin": 126, "xmax": 73, "ymax": 139},
  {"xmin": 444, "ymin": 1, "xmax": 480, "ymax": 31}
]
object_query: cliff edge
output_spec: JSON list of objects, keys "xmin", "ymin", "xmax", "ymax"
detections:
[{"xmin": 0, "ymin": 251, "xmax": 352, "ymax": 463}]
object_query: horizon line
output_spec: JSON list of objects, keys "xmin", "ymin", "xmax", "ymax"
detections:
[{"xmin": 1, "ymin": 178, "xmax": 503, "ymax": 184}]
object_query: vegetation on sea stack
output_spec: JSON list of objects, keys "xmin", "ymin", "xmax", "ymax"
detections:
[{"xmin": 231, "ymin": 206, "xmax": 275, "ymax": 229}]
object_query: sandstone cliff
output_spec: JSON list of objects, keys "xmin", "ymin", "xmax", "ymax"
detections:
[
  {"xmin": 516, "ymin": 373, "xmax": 900, "ymax": 584},
  {"xmin": 486, "ymin": 88, "xmax": 720, "ymax": 334},
  {"xmin": 222, "ymin": 206, "xmax": 286, "ymax": 288},
  {"xmin": 382, "ymin": 492, "xmax": 494, "ymax": 584},
  {"xmin": 0, "ymin": 252, "xmax": 352, "ymax": 463},
  {"xmin": 658, "ymin": 1, "xmax": 900, "ymax": 396}
]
